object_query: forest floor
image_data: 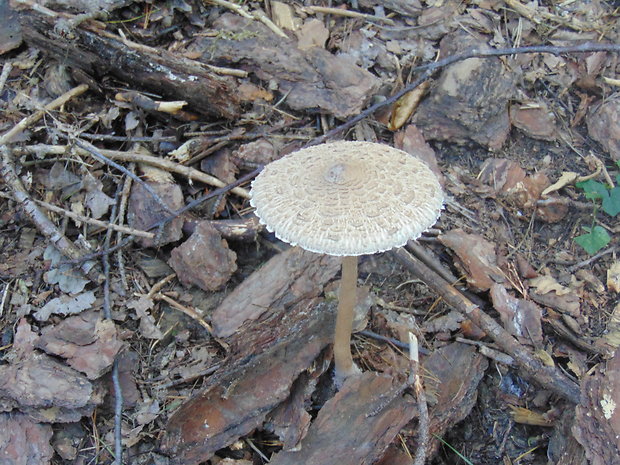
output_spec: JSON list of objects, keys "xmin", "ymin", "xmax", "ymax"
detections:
[{"xmin": 0, "ymin": 1, "xmax": 619, "ymax": 464}]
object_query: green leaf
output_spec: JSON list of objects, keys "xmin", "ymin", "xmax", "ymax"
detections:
[
  {"xmin": 574, "ymin": 226, "xmax": 611, "ymax": 254},
  {"xmin": 576, "ymin": 179, "xmax": 608, "ymax": 201},
  {"xmin": 602, "ymin": 186, "xmax": 620, "ymax": 216}
]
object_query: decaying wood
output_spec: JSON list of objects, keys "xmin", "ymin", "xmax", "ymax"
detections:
[
  {"xmin": 211, "ymin": 247, "xmax": 341, "ymax": 338},
  {"xmin": 183, "ymin": 216, "xmax": 262, "ymax": 242},
  {"xmin": 573, "ymin": 348, "xmax": 620, "ymax": 465},
  {"xmin": 269, "ymin": 372, "xmax": 416, "ymax": 465},
  {"xmin": 161, "ymin": 298, "xmax": 336, "ymax": 465},
  {"xmin": 392, "ymin": 247, "xmax": 581, "ymax": 403},
  {"xmin": 17, "ymin": 10, "xmax": 241, "ymax": 119}
]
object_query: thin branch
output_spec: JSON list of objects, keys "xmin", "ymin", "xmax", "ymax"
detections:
[
  {"xmin": 102, "ymin": 197, "xmax": 123, "ymax": 465},
  {"xmin": 35, "ymin": 199, "xmax": 155, "ymax": 239},
  {"xmin": 74, "ymin": 140, "xmax": 177, "ymax": 216},
  {"xmin": 392, "ymin": 247, "xmax": 580, "ymax": 403},
  {"xmin": 0, "ymin": 84, "xmax": 89, "ymax": 145},
  {"xmin": 408, "ymin": 333, "xmax": 429, "ymax": 465}
]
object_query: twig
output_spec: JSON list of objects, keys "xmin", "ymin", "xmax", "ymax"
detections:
[
  {"xmin": 15, "ymin": 144, "xmax": 251, "ymax": 199},
  {"xmin": 205, "ymin": 0, "xmax": 287, "ymax": 38},
  {"xmin": 115, "ymin": 164, "xmax": 135, "ymax": 292},
  {"xmin": 392, "ymin": 248, "xmax": 580, "ymax": 403},
  {"xmin": 567, "ymin": 245, "xmax": 618, "ymax": 273},
  {"xmin": 74, "ymin": 140, "xmax": 177, "ymax": 216},
  {"xmin": 305, "ymin": 6, "xmax": 395, "ymax": 25},
  {"xmin": 0, "ymin": 62, "xmax": 12, "ymax": 94},
  {"xmin": 154, "ymin": 293, "xmax": 213, "ymax": 333},
  {"xmin": 308, "ymin": 42, "xmax": 620, "ymax": 147},
  {"xmin": 35, "ymin": 199, "xmax": 155, "ymax": 239},
  {"xmin": 0, "ymin": 84, "xmax": 89, "ymax": 145},
  {"xmin": 0, "ymin": 146, "xmax": 104, "ymax": 283},
  {"xmin": 408, "ymin": 333, "xmax": 429, "ymax": 465},
  {"xmin": 358, "ymin": 329, "xmax": 430, "ymax": 355}
]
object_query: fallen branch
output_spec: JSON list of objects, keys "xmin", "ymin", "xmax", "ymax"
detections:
[
  {"xmin": 392, "ymin": 247, "xmax": 580, "ymax": 403},
  {"xmin": 15, "ymin": 143, "xmax": 251, "ymax": 199}
]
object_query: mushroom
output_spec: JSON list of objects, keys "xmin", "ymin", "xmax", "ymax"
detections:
[{"xmin": 250, "ymin": 141, "xmax": 443, "ymax": 382}]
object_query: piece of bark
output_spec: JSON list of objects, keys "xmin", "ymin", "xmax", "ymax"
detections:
[
  {"xmin": 439, "ymin": 229, "xmax": 505, "ymax": 292},
  {"xmin": 269, "ymin": 372, "xmax": 416, "ymax": 465},
  {"xmin": 168, "ymin": 221, "xmax": 237, "ymax": 291},
  {"xmin": 423, "ymin": 343, "xmax": 488, "ymax": 456},
  {"xmin": 573, "ymin": 348, "xmax": 620, "ymax": 465},
  {"xmin": 189, "ymin": 14, "xmax": 381, "ymax": 119},
  {"xmin": 0, "ymin": 0, "xmax": 22, "ymax": 55},
  {"xmin": 510, "ymin": 101, "xmax": 558, "ymax": 140},
  {"xmin": 0, "ymin": 352, "xmax": 99, "ymax": 423},
  {"xmin": 36, "ymin": 310, "xmax": 124, "ymax": 379},
  {"xmin": 266, "ymin": 348, "xmax": 332, "ymax": 451},
  {"xmin": 212, "ymin": 247, "xmax": 340, "ymax": 338},
  {"xmin": 547, "ymin": 409, "xmax": 587, "ymax": 465},
  {"xmin": 412, "ymin": 31, "xmax": 516, "ymax": 149},
  {"xmin": 587, "ymin": 95, "xmax": 620, "ymax": 161},
  {"xmin": 160, "ymin": 298, "xmax": 335, "ymax": 465},
  {"xmin": 0, "ymin": 412, "xmax": 54, "ymax": 465},
  {"xmin": 17, "ymin": 10, "xmax": 240, "ymax": 119},
  {"xmin": 127, "ymin": 179, "xmax": 184, "ymax": 248}
]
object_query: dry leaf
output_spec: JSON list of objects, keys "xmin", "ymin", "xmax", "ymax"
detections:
[
  {"xmin": 542, "ymin": 171, "xmax": 580, "ymax": 196},
  {"xmin": 388, "ymin": 81, "xmax": 430, "ymax": 131},
  {"xmin": 34, "ymin": 291, "xmax": 96, "ymax": 321},
  {"xmin": 607, "ymin": 261, "xmax": 620, "ymax": 292}
]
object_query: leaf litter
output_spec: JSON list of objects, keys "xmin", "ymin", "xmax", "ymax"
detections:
[{"xmin": 0, "ymin": 0, "xmax": 619, "ymax": 464}]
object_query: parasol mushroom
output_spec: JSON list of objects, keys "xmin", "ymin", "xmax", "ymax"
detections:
[{"xmin": 250, "ymin": 141, "xmax": 443, "ymax": 383}]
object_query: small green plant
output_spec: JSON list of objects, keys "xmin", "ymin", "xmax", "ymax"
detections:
[{"xmin": 574, "ymin": 163, "xmax": 620, "ymax": 254}]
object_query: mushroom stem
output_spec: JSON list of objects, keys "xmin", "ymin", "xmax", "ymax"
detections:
[{"xmin": 334, "ymin": 255, "xmax": 359, "ymax": 381}]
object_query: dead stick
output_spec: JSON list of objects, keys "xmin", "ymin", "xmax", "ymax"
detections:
[
  {"xmin": 0, "ymin": 146, "xmax": 104, "ymax": 283},
  {"xmin": 392, "ymin": 247, "xmax": 580, "ymax": 403},
  {"xmin": 0, "ymin": 84, "xmax": 89, "ymax": 144},
  {"xmin": 408, "ymin": 333, "xmax": 429, "ymax": 465},
  {"xmin": 35, "ymin": 199, "xmax": 155, "ymax": 239}
]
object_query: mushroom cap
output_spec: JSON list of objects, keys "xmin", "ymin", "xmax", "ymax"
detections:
[{"xmin": 250, "ymin": 141, "xmax": 444, "ymax": 256}]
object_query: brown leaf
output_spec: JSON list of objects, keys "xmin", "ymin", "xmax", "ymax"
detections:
[
  {"xmin": 510, "ymin": 101, "xmax": 558, "ymax": 140},
  {"xmin": 439, "ymin": 229, "xmax": 505, "ymax": 291},
  {"xmin": 128, "ymin": 179, "xmax": 184, "ymax": 248},
  {"xmin": 490, "ymin": 284, "xmax": 543, "ymax": 346},
  {"xmin": 587, "ymin": 96, "xmax": 620, "ymax": 161}
]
